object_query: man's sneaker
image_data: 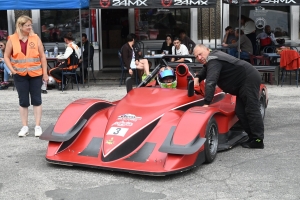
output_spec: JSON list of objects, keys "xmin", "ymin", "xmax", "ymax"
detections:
[
  {"xmin": 241, "ymin": 139, "xmax": 264, "ymax": 149},
  {"xmin": 35, "ymin": 126, "xmax": 43, "ymax": 137},
  {"xmin": 18, "ymin": 126, "xmax": 29, "ymax": 137},
  {"xmin": 0, "ymin": 85, "xmax": 8, "ymax": 90}
]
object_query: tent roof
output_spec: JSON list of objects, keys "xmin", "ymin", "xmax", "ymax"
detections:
[
  {"xmin": 223, "ymin": 0, "xmax": 300, "ymax": 6},
  {"xmin": 90, "ymin": 0, "xmax": 217, "ymax": 9},
  {"xmin": 1, "ymin": 0, "xmax": 89, "ymax": 10}
]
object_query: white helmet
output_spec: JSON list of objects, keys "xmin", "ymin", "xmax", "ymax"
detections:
[{"xmin": 48, "ymin": 76, "xmax": 56, "ymax": 86}]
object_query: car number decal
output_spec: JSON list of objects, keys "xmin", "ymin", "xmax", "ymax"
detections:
[{"xmin": 106, "ymin": 127, "xmax": 129, "ymax": 137}]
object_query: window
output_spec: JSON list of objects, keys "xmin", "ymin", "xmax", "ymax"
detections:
[
  {"xmin": 0, "ymin": 11, "xmax": 8, "ymax": 40},
  {"xmin": 40, "ymin": 9, "xmax": 97, "ymax": 43},
  {"xmin": 134, "ymin": 8, "xmax": 190, "ymax": 40},
  {"xmin": 229, "ymin": 6, "xmax": 290, "ymax": 38}
]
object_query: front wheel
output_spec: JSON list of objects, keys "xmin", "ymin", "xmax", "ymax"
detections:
[
  {"xmin": 204, "ymin": 117, "xmax": 219, "ymax": 163},
  {"xmin": 260, "ymin": 93, "xmax": 266, "ymax": 120}
]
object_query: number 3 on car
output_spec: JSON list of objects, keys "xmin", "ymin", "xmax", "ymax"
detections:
[{"xmin": 107, "ymin": 127, "xmax": 129, "ymax": 137}]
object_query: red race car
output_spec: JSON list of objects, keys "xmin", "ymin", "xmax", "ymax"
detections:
[{"xmin": 40, "ymin": 58, "xmax": 268, "ymax": 176}]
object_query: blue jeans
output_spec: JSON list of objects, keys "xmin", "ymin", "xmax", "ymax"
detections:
[
  {"xmin": 0, "ymin": 62, "xmax": 11, "ymax": 81},
  {"xmin": 229, "ymin": 48, "xmax": 250, "ymax": 60}
]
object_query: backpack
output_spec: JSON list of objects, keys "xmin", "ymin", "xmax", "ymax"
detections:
[{"xmin": 260, "ymin": 37, "xmax": 272, "ymax": 47}]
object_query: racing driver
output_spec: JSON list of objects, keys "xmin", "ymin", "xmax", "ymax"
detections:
[
  {"xmin": 157, "ymin": 66, "xmax": 177, "ymax": 89},
  {"xmin": 193, "ymin": 44, "xmax": 264, "ymax": 149}
]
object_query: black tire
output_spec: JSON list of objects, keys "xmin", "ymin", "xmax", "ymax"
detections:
[
  {"xmin": 260, "ymin": 93, "xmax": 266, "ymax": 120},
  {"xmin": 204, "ymin": 117, "xmax": 218, "ymax": 163}
]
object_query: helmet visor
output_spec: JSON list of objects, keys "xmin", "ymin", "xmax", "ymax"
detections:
[{"xmin": 159, "ymin": 69, "xmax": 174, "ymax": 79}]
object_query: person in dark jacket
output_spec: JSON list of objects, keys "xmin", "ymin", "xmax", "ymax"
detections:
[
  {"xmin": 160, "ymin": 34, "xmax": 173, "ymax": 62},
  {"xmin": 77, "ymin": 33, "xmax": 94, "ymax": 83},
  {"xmin": 121, "ymin": 34, "xmax": 150, "ymax": 76},
  {"xmin": 193, "ymin": 44, "xmax": 264, "ymax": 149},
  {"xmin": 130, "ymin": 33, "xmax": 143, "ymax": 57},
  {"xmin": 223, "ymin": 26, "xmax": 237, "ymax": 44},
  {"xmin": 161, "ymin": 34, "xmax": 173, "ymax": 54}
]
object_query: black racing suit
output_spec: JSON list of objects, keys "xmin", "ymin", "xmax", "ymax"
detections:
[{"xmin": 196, "ymin": 50, "xmax": 264, "ymax": 140}]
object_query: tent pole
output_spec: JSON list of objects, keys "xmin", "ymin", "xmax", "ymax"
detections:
[
  {"xmin": 238, "ymin": 3, "xmax": 241, "ymax": 59},
  {"xmin": 221, "ymin": 0, "xmax": 223, "ymax": 44},
  {"xmin": 98, "ymin": 9, "xmax": 101, "ymax": 73},
  {"xmin": 215, "ymin": 4, "xmax": 217, "ymax": 49},
  {"xmin": 200, "ymin": 8, "xmax": 203, "ymax": 44},
  {"xmin": 87, "ymin": 8, "xmax": 91, "ymax": 87},
  {"xmin": 209, "ymin": 8, "xmax": 211, "ymax": 43},
  {"xmin": 79, "ymin": 9, "xmax": 85, "ymax": 88}
]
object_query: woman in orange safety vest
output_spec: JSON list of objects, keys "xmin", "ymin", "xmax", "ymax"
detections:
[{"xmin": 4, "ymin": 15, "xmax": 48, "ymax": 138}]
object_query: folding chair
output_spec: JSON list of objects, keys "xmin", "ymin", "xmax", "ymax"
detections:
[
  {"xmin": 61, "ymin": 52, "xmax": 79, "ymax": 92},
  {"xmin": 279, "ymin": 49, "xmax": 300, "ymax": 87},
  {"xmin": 88, "ymin": 59, "xmax": 96, "ymax": 83},
  {"xmin": 249, "ymin": 54, "xmax": 273, "ymax": 84}
]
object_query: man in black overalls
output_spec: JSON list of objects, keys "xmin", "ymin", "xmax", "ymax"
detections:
[{"xmin": 194, "ymin": 44, "xmax": 264, "ymax": 149}]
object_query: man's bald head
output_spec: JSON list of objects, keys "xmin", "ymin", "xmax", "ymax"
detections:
[{"xmin": 194, "ymin": 44, "xmax": 210, "ymax": 64}]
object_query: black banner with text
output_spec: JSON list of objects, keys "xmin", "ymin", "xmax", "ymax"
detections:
[
  {"xmin": 223, "ymin": 0, "xmax": 300, "ymax": 6},
  {"xmin": 90, "ymin": 0, "xmax": 217, "ymax": 9}
]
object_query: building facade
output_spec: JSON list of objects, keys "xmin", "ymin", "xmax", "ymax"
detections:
[{"xmin": 1, "ymin": 3, "xmax": 299, "ymax": 70}]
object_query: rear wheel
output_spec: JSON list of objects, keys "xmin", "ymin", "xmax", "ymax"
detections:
[{"xmin": 204, "ymin": 117, "xmax": 218, "ymax": 163}]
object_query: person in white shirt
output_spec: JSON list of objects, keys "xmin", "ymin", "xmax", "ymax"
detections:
[
  {"xmin": 238, "ymin": 15, "xmax": 257, "ymax": 55},
  {"xmin": 170, "ymin": 37, "xmax": 192, "ymax": 63},
  {"xmin": 49, "ymin": 32, "xmax": 81, "ymax": 89}
]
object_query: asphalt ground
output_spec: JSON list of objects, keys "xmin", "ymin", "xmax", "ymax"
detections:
[{"xmin": 0, "ymin": 81, "xmax": 300, "ymax": 200}]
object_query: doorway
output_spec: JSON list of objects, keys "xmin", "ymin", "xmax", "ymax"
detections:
[{"xmin": 101, "ymin": 9, "xmax": 129, "ymax": 68}]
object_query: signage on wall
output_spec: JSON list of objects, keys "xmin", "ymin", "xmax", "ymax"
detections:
[
  {"xmin": 259, "ymin": 0, "xmax": 297, "ymax": 3},
  {"xmin": 223, "ymin": 0, "xmax": 238, "ymax": 4},
  {"xmin": 249, "ymin": 9, "xmax": 289, "ymax": 37},
  {"xmin": 248, "ymin": 0, "xmax": 260, "ymax": 4},
  {"xmin": 224, "ymin": 0, "xmax": 300, "ymax": 4},
  {"xmin": 92, "ymin": 0, "xmax": 217, "ymax": 8},
  {"xmin": 255, "ymin": 17, "xmax": 266, "ymax": 29},
  {"xmin": 253, "ymin": 6, "xmax": 267, "ymax": 17}
]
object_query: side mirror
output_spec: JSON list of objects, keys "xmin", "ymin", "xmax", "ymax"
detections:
[
  {"xmin": 188, "ymin": 80, "xmax": 194, "ymax": 97},
  {"xmin": 126, "ymin": 77, "xmax": 133, "ymax": 93}
]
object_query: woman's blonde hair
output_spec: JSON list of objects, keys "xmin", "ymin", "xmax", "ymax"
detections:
[{"xmin": 15, "ymin": 15, "xmax": 34, "ymax": 36}]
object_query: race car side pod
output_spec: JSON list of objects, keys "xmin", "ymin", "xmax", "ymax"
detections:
[
  {"xmin": 40, "ymin": 119, "xmax": 86, "ymax": 142},
  {"xmin": 40, "ymin": 101, "xmax": 114, "ymax": 142},
  {"xmin": 138, "ymin": 64, "xmax": 162, "ymax": 88},
  {"xmin": 159, "ymin": 126, "xmax": 206, "ymax": 155}
]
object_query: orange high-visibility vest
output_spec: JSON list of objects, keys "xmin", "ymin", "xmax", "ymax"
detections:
[
  {"xmin": 9, "ymin": 33, "xmax": 42, "ymax": 77},
  {"xmin": 48, "ymin": 43, "xmax": 79, "ymax": 83}
]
